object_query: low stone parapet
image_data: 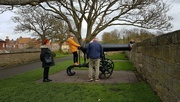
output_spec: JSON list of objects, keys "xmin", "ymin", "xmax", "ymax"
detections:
[
  {"xmin": 0, "ymin": 49, "xmax": 40, "ymax": 69},
  {"xmin": 127, "ymin": 30, "xmax": 180, "ymax": 102}
]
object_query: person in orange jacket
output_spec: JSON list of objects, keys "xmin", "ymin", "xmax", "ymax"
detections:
[{"xmin": 67, "ymin": 33, "xmax": 80, "ymax": 65}]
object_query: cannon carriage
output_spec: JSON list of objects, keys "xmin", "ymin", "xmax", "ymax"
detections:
[{"xmin": 66, "ymin": 43, "xmax": 131, "ymax": 79}]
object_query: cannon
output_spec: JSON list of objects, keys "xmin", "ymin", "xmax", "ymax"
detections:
[{"xmin": 66, "ymin": 43, "xmax": 131, "ymax": 79}]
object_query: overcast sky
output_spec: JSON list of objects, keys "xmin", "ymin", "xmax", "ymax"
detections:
[{"xmin": 0, "ymin": 0, "xmax": 180, "ymax": 40}]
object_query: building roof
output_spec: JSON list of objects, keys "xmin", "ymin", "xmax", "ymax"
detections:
[
  {"xmin": 0, "ymin": 39, "xmax": 5, "ymax": 42},
  {"xmin": 62, "ymin": 41, "xmax": 69, "ymax": 45},
  {"xmin": 17, "ymin": 38, "xmax": 31, "ymax": 44}
]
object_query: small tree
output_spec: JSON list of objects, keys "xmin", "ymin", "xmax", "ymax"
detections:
[
  {"xmin": 51, "ymin": 20, "xmax": 69, "ymax": 51},
  {"xmin": 102, "ymin": 30, "xmax": 122, "ymax": 44},
  {"xmin": 12, "ymin": 6, "xmax": 68, "ymax": 46}
]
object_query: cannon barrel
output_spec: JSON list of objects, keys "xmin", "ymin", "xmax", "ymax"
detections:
[{"xmin": 80, "ymin": 44, "xmax": 131, "ymax": 53}]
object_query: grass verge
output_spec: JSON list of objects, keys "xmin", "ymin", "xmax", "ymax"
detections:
[{"xmin": 0, "ymin": 52, "xmax": 161, "ymax": 102}]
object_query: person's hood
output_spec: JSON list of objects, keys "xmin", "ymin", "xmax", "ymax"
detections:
[{"xmin": 40, "ymin": 45, "xmax": 49, "ymax": 49}]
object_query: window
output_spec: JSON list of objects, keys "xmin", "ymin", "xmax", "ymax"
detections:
[{"xmin": 3, "ymin": 43, "xmax": 5, "ymax": 48}]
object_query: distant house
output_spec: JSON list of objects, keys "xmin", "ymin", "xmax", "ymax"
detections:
[
  {"xmin": 5, "ymin": 36, "xmax": 37, "ymax": 49},
  {"xmin": 28, "ymin": 38, "xmax": 41, "ymax": 49},
  {"xmin": 61, "ymin": 42, "xmax": 70, "ymax": 52},
  {"xmin": 51, "ymin": 42, "xmax": 60, "ymax": 51},
  {"xmin": 5, "ymin": 36, "xmax": 16, "ymax": 49},
  {"xmin": 16, "ymin": 37, "xmax": 32, "ymax": 49},
  {"xmin": 15, "ymin": 36, "xmax": 42, "ymax": 49},
  {"xmin": 0, "ymin": 39, "xmax": 6, "ymax": 50},
  {"xmin": 3, "ymin": 36, "xmax": 63, "ymax": 50}
]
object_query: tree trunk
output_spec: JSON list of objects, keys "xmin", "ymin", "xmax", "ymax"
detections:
[{"xmin": 59, "ymin": 42, "xmax": 63, "ymax": 52}]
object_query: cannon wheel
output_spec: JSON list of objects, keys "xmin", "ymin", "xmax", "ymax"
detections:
[
  {"xmin": 66, "ymin": 63, "xmax": 89, "ymax": 76},
  {"xmin": 66, "ymin": 65, "xmax": 76, "ymax": 76},
  {"xmin": 99, "ymin": 58, "xmax": 114, "ymax": 79}
]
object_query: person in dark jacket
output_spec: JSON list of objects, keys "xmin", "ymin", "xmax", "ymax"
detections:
[
  {"xmin": 86, "ymin": 38, "xmax": 103, "ymax": 82},
  {"xmin": 129, "ymin": 39, "xmax": 135, "ymax": 48},
  {"xmin": 40, "ymin": 39, "xmax": 55, "ymax": 82}
]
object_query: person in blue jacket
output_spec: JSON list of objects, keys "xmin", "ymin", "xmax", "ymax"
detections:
[{"xmin": 86, "ymin": 38, "xmax": 103, "ymax": 82}]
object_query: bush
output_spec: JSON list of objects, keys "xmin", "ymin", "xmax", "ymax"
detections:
[{"xmin": 51, "ymin": 51, "xmax": 56, "ymax": 57}]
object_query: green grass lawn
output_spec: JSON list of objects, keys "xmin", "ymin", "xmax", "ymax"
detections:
[
  {"xmin": 0, "ymin": 52, "xmax": 161, "ymax": 102},
  {"xmin": 114, "ymin": 61, "xmax": 135, "ymax": 71},
  {"xmin": 106, "ymin": 52, "xmax": 129, "ymax": 60},
  {"xmin": 106, "ymin": 52, "xmax": 135, "ymax": 71}
]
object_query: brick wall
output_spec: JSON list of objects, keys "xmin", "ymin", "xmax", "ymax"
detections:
[
  {"xmin": 0, "ymin": 41, "xmax": 6, "ymax": 50},
  {"xmin": 127, "ymin": 30, "xmax": 180, "ymax": 102},
  {"xmin": 0, "ymin": 49, "xmax": 40, "ymax": 69}
]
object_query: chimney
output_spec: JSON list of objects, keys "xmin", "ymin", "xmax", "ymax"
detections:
[{"xmin": 5, "ymin": 36, "xmax": 10, "ymax": 42}]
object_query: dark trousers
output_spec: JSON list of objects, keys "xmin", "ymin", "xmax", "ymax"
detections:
[
  {"xmin": 73, "ymin": 51, "xmax": 78, "ymax": 63},
  {"xmin": 43, "ymin": 67, "xmax": 50, "ymax": 80}
]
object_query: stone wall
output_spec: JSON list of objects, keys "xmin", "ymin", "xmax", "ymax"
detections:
[
  {"xmin": 0, "ymin": 49, "xmax": 40, "ymax": 69},
  {"xmin": 127, "ymin": 30, "xmax": 180, "ymax": 102}
]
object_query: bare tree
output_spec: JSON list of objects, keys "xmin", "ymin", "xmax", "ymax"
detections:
[
  {"xmin": 122, "ymin": 28, "xmax": 156, "ymax": 43},
  {"xmin": 1, "ymin": 0, "xmax": 173, "ymax": 45},
  {"xmin": 102, "ymin": 30, "xmax": 122, "ymax": 44},
  {"xmin": 139, "ymin": 29, "xmax": 155, "ymax": 40},
  {"xmin": 102, "ymin": 32, "xmax": 112, "ymax": 44},
  {"xmin": 38, "ymin": 0, "xmax": 173, "ymax": 44},
  {"xmin": 52, "ymin": 20, "xmax": 69, "ymax": 51},
  {"xmin": 12, "ymin": 6, "xmax": 68, "ymax": 45},
  {"xmin": 0, "ymin": 5, "xmax": 13, "ymax": 13}
]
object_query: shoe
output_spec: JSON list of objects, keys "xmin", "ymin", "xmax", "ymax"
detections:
[
  {"xmin": 74, "ymin": 62, "xmax": 79, "ymax": 65},
  {"xmin": 43, "ymin": 79, "xmax": 52, "ymax": 82},
  {"xmin": 87, "ymin": 78, "xmax": 93, "ymax": 82},
  {"xmin": 47, "ymin": 79, "xmax": 52, "ymax": 81},
  {"xmin": 95, "ymin": 79, "xmax": 100, "ymax": 82}
]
